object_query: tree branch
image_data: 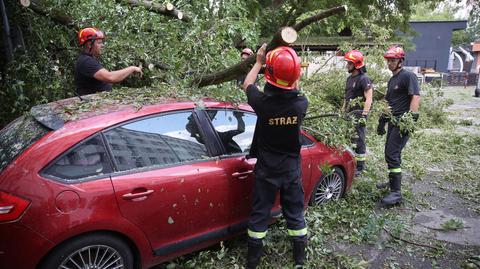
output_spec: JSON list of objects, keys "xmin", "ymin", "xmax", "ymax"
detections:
[
  {"xmin": 292, "ymin": 5, "xmax": 347, "ymax": 32},
  {"xmin": 191, "ymin": 5, "xmax": 347, "ymax": 88},
  {"xmin": 120, "ymin": 0, "xmax": 191, "ymax": 22},
  {"xmin": 21, "ymin": 0, "xmax": 77, "ymax": 29},
  {"xmin": 192, "ymin": 27, "xmax": 297, "ymax": 87}
]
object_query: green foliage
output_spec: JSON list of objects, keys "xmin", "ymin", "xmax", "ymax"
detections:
[
  {"xmin": 440, "ymin": 218, "xmax": 464, "ymax": 231},
  {"xmin": 1, "ymin": 0, "xmax": 445, "ymax": 129}
]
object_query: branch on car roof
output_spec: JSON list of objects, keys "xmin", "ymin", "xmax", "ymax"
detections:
[{"xmin": 190, "ymin": 5, "xmax": 347, "ymax": 88}]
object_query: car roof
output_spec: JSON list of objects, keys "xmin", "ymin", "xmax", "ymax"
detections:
[{"xmin": 30, "ymin": 88, "xmax": 251, "ymax": 130}]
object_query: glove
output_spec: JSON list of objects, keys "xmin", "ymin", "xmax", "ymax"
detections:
[
  {"xmin": 412, "ymin": 112, "xmax": 419, "ymax": 122},
  {"xmin": 377, "ymin": 115, "xmax": 388, "ymax": 136},
  {"xmin": 358, "ymin": 115, "xmax": 367, "ymax": 126}
]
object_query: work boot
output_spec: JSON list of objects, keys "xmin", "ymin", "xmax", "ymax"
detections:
[
  {"xmin": 292, "ymin": 235, "xmax": 307, "ymax": 268},
  {"xmin": 354, "ymin": 161, "xmax": 365, "ymax": 177},
  {"xmin": 475, "ymin": 88, "xmax": 480, "ymax": 98},
  {"xmin": 246, "ymin": 238, "xmax": 263, "ymax": 269},
  {"xmin": 381, "ymin": 173, "xmax": 403, "ymax": 206}
]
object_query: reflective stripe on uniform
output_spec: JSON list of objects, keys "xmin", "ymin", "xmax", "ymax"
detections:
[
  {"xmin": 355, "ymin": 154, "xmax": 366, "ymax": 161},
  {"xmin": 248, "ymin": 229, "xmax": 267, "ymax": 239},
  {"xmin": 287, "ymin": 227, "xmax": 307, "ymax": 237},
  {"xmin": 388, "ymin": 167, "xmax": 401, "ymax": 173}
]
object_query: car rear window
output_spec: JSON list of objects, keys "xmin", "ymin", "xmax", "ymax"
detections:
[{"xmin": 0, "ymin": 116, "xmax": 49, "ymax": 173}]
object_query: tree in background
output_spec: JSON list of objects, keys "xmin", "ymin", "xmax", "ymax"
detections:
[{"xmin": 0, "ymin": 0, "xmax": 443, "ymax": 128}]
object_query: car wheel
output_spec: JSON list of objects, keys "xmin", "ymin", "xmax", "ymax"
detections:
[
  {"xmin": 309, "ymin": 167, "xmax": 345, "ymax": 205},
  {"xmin": 39, "ymin": 233, "xmax": 134, "ymax": 269}
]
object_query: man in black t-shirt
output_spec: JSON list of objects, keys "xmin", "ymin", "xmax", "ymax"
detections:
[
  {"xmin": 242, "ymin": 44, "xmax": 308, "ymax": 269},
  {"xmin": 376, "ymin": 45, "xmax": 421, "ymax": 206},
  {"xmin": 343, "ymin": 50, "xmax": 373, "ymax": 175},
  {"xmin": 74, "ymin": 27, "xmax": 143, "ymax": 96}
]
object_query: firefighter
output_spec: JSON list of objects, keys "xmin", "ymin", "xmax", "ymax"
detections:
[
  {"xmin": 242, "ymin": 44, "xmax": 308, "ymax": 269},
  {"xmin": 342, "ymin": 50, "xmax": 373, "ymax": 176},
  {"xmin": 376, "ymin": 45, "xmax": 421, "ymax": 206},
  {"xmin": 74, "ymin": 27, "xmax": 142, "ymax": 96}
]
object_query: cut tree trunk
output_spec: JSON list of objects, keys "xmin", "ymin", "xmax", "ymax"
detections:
[{"xmin": 191, "ymin": 5, "xmax": 347, "ymax": 88}]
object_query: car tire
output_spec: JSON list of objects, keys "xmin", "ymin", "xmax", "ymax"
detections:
[
  {"xmin": 39, "ymin": 233, "xmax": 134, "ymax": 269},
  {"xmin": 309, "ymin": 166, "xmax": 345, "ymax": 205}
]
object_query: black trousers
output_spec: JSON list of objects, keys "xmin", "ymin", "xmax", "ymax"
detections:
[
  {"xmin": 248, "ymin": 164, "xmax": 306, "ymax": 238},
  {"xmin": 385, "ymin": 122, "xmax": 409, "ymax": 170},
  {"xmin": 354, "ymin": 122, "xmax": 366, "ymax": 170}
]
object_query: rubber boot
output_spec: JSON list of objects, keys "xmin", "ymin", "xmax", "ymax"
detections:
[
  {"xmin": 292, "ymin": 235, "xmax": 307, "ymax": 268},
  {"xmin": 475, "ymin": 87, "xmax": 480, "ymax": 98},
  {"xmin": 246, "ymin": 238, "xmax": 263, "ymax": 269},
  {"xmin": 381, "ymin": 173, "xmax": 402, "ymax": 206}
]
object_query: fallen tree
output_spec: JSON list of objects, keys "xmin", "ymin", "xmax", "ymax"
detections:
[{"xmin": 190, "ymin": 5, "xmax": 347, "ymax": 87}]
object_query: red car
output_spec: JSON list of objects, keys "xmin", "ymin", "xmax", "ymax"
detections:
[{"xmin": 0, "ymin": 94, "xmax": 355, "ymax": 269}]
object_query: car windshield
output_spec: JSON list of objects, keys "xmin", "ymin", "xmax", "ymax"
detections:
[{"xmin": 0, "ymin": 116, "xmax": 49, "ymax": 173}]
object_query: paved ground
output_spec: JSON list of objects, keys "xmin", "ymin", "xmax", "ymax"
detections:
[{"xmin": 344, "ymin": 86, "xmax": 480, "ymax": 268}]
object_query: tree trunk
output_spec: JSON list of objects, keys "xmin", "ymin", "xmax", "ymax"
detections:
[
  {"xmin": 191, "ymin": 5, "xmax": 347, "ymax": 88},
  {"xmin": 192, "ymin": 27, "xmax": 298, "ymax": 87}
]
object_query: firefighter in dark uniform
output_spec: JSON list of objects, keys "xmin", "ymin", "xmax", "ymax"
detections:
[
  {"xmin": 376, "ymin": 45, "xmax": 421, "ymax": 206},
  {"xmin": 342, "ymin": 50, "xmax": 373, "ymax": 176},
  {"xmin": 242, "ymin": 44, "xmax": 308, "ymax": 269},
  {"xmin": 74, "ymin": 27, "xmax": 142, "ymax": 96}
]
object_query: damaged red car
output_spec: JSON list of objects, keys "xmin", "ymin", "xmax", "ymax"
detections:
[{"xmin": 0, "ymin": 93, "xmax": 355, "ymax": 269}]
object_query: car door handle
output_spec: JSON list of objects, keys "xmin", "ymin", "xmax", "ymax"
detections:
[
  {"xmin": 232, "ymin": 170, "xmax": 253, "ymax": 180},
  {"xmin": 122, "ymin": 190, "xmax": 154, "ymax": 200}
]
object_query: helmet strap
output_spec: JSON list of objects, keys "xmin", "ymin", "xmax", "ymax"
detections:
[{"xmin": 394, "ymin": 58, "xmax": 403, "ymax": 71}]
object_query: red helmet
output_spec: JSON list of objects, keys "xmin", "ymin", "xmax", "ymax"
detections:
[
  {"xmin": 265, "ymin": 46, "xmax": 301, "ymax": 90},
  {"xmin": 78, "ymin": 27, "xmax": 105, "ymax": 46},
  {"xmin": 241, "ymin": 48, "xmax": 254, "ymax": 57},
  {"xmin": 344, "ymin": 50, "xmax": 364, "ymax": 69},
  {"xmin": 384, "ymin": 45, "xmax": 405, "ymax": 59}
]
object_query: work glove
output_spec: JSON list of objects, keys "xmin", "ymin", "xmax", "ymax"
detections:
[
  {"xmin": 358, "ymin": 115, "xmax": 367, "ymax": 126},
  {"xmin": 411, "ymin": 112, "xmax": 419, "ymax": 122},
  {"xmin": 376, "ymin": 115, "xmax": 388, "ymax": 136}
]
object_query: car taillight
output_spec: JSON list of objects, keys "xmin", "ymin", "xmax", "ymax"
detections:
[{"xmin": 0, "ymin": 191, "xmax": 30, "ymax": 223}]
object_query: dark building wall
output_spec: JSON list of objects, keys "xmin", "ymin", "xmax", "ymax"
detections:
[{"xmin": 404, "ymin": 21, "xmax": 467, "ymax": 73}]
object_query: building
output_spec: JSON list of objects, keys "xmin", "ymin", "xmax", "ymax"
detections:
[{"xmin": 403, "ymin": 20, "xmax": 467, "ymax": 73}]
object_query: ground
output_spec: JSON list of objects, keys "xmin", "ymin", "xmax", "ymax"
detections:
[{"xmin": 153, "ymin": 86, "xmax": 480, "ymax": 269}]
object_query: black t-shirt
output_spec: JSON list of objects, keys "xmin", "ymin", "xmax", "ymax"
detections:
[
  {"xmin": 246, "ymin": 83, "xmax": 308, "ymax": 174},
  {"xmin": 385, "ymin": 69, "xmax": 420, "ymax": 116},
  {"xmin": 74, "ymin": 52, "xmax": 112, "ymax": 95},
  {"xmin": 344, "ymin": 73, "xmax": 372, "ymax": 113}
]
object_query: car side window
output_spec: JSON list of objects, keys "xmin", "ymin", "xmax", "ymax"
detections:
[
  {"xmin": 43, "ymin": 134, "xmax": 112, "ymax": 180},
  {"xmin": 104, "ymin": 111, "xmax": 209, "ymax": 171},
  {"xmin": 206, "ymin": 109, "xmax": 257, "ymax": 154}
]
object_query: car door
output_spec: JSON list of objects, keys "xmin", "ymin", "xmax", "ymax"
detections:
[
  {"xmin": 203, "ymin": 109, "xmax": 257, "ymax": 227},
  {"xmin": 104, "ymin": 109, "xmax": 231, "ymax": 256}
]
